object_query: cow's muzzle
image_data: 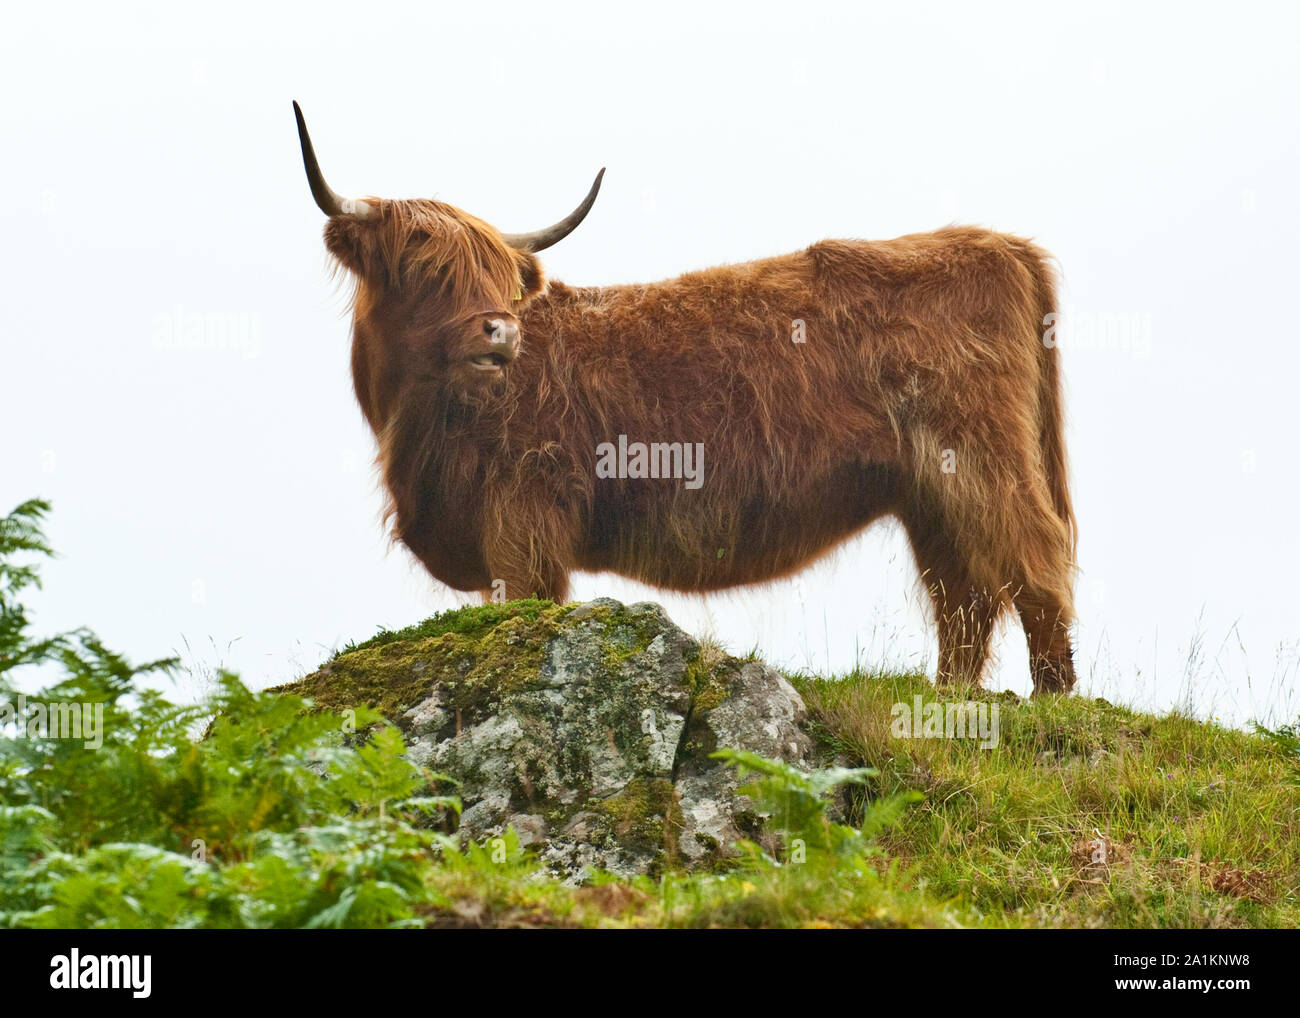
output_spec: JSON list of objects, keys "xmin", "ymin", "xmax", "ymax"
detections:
[{"xmin": 468, "ymin": 317, "xmax": 521, "ymax": 372}]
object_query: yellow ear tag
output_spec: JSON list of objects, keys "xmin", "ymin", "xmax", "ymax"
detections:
[{"xmin": 513, "ymin": 289, "xmax": 523, "ymax": 301}]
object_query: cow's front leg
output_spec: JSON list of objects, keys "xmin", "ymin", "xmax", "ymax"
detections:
[
  {"xmin": 478, "ymin": 493, "xmax": 575, "ymax": 603},
  {"xmin": 479, "ymin": 561, "xmax": 570, "ymax": 604}
]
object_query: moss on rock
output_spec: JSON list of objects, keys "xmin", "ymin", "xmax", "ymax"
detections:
[
  {"xmin": 279, "ymin": 600, "xmax": 573, "ymax": 723},
  {"xmin": 586, "ymin": 777, "xmax": 684, "ymax": 869}
]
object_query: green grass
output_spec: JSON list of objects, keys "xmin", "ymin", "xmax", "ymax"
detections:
[{"xmin": 791, "ymin": 670, "xmax": 1300, "ymax": 928}]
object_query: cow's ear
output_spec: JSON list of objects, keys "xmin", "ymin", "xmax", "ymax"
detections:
[
  {"xmin": 513, "ymin": 250, "xmax": 548, "ymax": 303},
  {"xmin": 325, "ymin": 214, "xmax": 382, "ymax": 280}
]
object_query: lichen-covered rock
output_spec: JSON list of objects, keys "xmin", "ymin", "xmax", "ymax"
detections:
[
  {"xmin": 675, "ymin": 659, "xmax": 811, "ymax": 864},
  {"xmin": 283, "ymin": 597, "xmax": 813, "ymax": 880}
]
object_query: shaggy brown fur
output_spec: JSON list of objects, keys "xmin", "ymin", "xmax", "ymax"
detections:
[{"xmin": 317, "ymin": 197, "xmax": 1079, "ymax": 694}]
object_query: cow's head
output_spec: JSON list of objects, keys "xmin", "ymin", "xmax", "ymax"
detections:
[{"xmin": 293, "ymin": 102, "xmax": 602, "ymax": 412}]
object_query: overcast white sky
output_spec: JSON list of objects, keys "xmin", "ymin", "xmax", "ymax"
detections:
[{"xmin": 3, "ymin": 1, "xmax": 1297, "ymax": 725}]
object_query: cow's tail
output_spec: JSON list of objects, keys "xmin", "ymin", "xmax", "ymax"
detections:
[{"xmin": 1022, "ymin": 245, "xmax": 1077, "ymax": 564}]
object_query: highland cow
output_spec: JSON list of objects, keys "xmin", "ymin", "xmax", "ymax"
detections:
[{"xmin": 293, "ymin": 102, "xmax": 1078, "ymax": 694}]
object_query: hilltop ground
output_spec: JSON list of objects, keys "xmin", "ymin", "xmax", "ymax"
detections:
[
  {"xmin": 416, "ymin": 666, "xmax": 1300, "ymax": 929},
  {"xmin": 279, "ymin": 600, "xmax": 1300, "ymax": 929},
  {"xmin": 2, "ymin": 500, "xmax": 1296, "ymax": 929}
]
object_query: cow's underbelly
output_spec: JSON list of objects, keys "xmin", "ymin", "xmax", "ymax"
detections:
[
  {"xmin": 579, "ymin": 461, "xmax": 902, "ymax": 592},
  {"xmin": 394, "ymin": 453, "xmax": 902, "ymax": 598}
]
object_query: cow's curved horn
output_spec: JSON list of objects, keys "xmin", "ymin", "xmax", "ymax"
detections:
[
  {"xmin": 293, "ymin": 101, "xmax": 373, "ymax": 219},
  {"xmin": 500, "ymin": 169, "xmax": 605, "ymax": 252}
]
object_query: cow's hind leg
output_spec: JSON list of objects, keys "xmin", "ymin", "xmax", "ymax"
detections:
[
  {"xmin": 900, "ymin": 502, "xmax": 1005, "ymax": 690},
  {"xmin": 1001, "ymin": 476, "xmax": 1078, "ymax": 695},
  {"xmin": 960, "ymin": 471, "xmax": 1078, "ymax": 696},
  {"xmin": 1014, "ymin": 585, "xmax": 1076, "ymax": 694},
  {"xmin": 902, "ymin": 472, "xmax": 1076, "ymax": 694}
]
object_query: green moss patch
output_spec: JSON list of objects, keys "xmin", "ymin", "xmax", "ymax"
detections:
[
  {"xmin": 586, "ymin": 777, "xmax": 684, "ymax": 872},
  {"xmin": 280, "ymin": 600, "xmax": 574, "ymax": 721},
  {"xmin": 333, "ymin": 598, "xmax": 564, "ymax": 658}
]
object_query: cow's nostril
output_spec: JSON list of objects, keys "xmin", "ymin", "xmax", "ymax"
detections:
[{"xmin": 486, "ymin": 319, "xmax": 519, "ymax": 346}]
